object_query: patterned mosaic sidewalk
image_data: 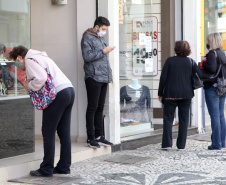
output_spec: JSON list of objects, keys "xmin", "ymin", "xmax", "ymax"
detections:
[
  {"xmin": 5, "ymin": 132, "xmax": 226, "ymax": 185},
  {"xmin": 67, "ymin": 136, "xmax": 226, "ymax": 185}
]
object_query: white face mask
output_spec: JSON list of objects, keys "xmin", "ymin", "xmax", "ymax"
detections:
[{"xmin": 97, "ymin": 30, "xmax": 106, "ymax": 37}]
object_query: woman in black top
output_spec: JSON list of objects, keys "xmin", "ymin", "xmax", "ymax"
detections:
[
  {"xmin": 202, "ymin": 33, "xmax": 226, "ymax": 150},
  {"xmin": 158, "ymin": 40, "xmax": 201, "ymax": 150}
]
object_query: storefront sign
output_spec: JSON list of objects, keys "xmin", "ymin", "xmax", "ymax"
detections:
[
  {"xmin": 132, "ymin": 16, "xmax": 158, "ymax": 76},
  {"xmin": 119, "ymin": 0, "xmax": 123, "ymax": 24}
]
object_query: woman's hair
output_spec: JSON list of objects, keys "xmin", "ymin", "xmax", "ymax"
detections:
[
  {"xmin": 9, "ymin": 45, "xmax": 28, "ymax": 60},
  {"xmin": 174, "ymin": 40, "xmax": 191, "ymax": 57},
  {"xmin": 206, "ymin": 32, "xmax": 222, "ymax": 50}
]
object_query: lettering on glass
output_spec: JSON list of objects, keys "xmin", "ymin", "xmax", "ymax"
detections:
[
  {"xmin": 119, "ymin": 0, "xmax": 123, "ymax": 24},
  {"xmin": 132, "ymin": 16, "xmax": 158, "ymax": 76}
]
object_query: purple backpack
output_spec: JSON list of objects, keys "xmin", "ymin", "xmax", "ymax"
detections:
[{"xmin": 27, "ymin": 58, "xmax": 56, "ymax": 110}]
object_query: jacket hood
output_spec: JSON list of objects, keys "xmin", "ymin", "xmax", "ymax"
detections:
[
  {"xmin": 83, "ymin": 28, "xmax": 98, "ymax": 38},
  {"xmin": 25, "ymin": 49, "xmax": 48, "ymax": 60}
]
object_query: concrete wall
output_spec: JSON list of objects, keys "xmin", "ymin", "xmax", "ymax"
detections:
[
  {"xmin": 31, "ymin": 0, "xmax": 96, "ymax": 141},
  {"xmin": 158, "ymin": 0, "xmax": 175, "ymax": 119},
  {"xmin": 98, "ymin": 0, "xmax": 120, "ymax": 144},
  {"xmin": 76, "ymin": 0, "xmax": 97, "ymax": 142}
]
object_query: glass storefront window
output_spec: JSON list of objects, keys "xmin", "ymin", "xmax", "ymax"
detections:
[
  {"xmin": 0, "ymin": 0, "xmax": 30, "ymax": 98},
  {"xmin": 204, "ymin": 0, "xmax": 226, "ymax": 51},
  {"xmin": 204, "ymin": 0, "xmax": 226, "ymax": 126},
  {"xmin": 119, "ymin": 0, "xmax": 159, "ymax": 137}
]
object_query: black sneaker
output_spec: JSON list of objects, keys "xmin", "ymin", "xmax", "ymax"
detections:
[
  {"xmin": 86, "ymin": 139, "xmax": 100, "ymax": 148},
  {"xmin": 53, "ymin": 168, "xmax": 70, "ymax": 174},
  {"xmin": 96, "ymin": 136, "xmax": 113, "ymax": 146},
  {"xmin": 208, "ymin": 145, "xmax": 213, "ymax": 150}
]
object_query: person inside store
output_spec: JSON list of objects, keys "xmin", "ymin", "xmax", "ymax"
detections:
[
  {"xmin": 81, "ymin": 16, "xmax": 115, "ymax": 148},
  {"xmin": 0, "ymin": 43, "xmax": 26, "ymax": 90},
  {"xmin": 0, "ymin": 43, "xmax": 13, "ymax": 89},
  {"xmin": 200, "ymin": 32, "xmax": 226, "ymax": 150},
  {"xmin": 0, "ymin": 43, "xmax": 12, "ymax": 60},
  {"xmin": 9, "ymin": 45, "xmax": 75, "ymax": 177},
  {"xmin": 158, "ymin": 40, "xmax": 201, "ymax": 150}
]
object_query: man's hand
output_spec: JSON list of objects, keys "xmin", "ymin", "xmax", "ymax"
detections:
[{"xmin": 103, "ymin": 46, "xmax": 116, "ymax": 54}]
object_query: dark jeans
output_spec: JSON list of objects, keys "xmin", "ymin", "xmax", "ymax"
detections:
[
  {"xmin": 85, "ymin": 77, "xmax": 108, "ymax": 140},
  {"xmin": 39, "ymin": 87, "xmax": 75, "ymax": 175},
  {"xmin": 162, "ymin": 99, "xmax": 191, "ymax": 149},
  {"xmin": 205, "ymin": 87, "xmax": 226, "ymax": 149}
]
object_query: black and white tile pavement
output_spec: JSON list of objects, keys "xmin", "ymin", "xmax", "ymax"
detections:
[{"xmin": 5, "ymin": 134, "xmax": 226, "ymax": 185}]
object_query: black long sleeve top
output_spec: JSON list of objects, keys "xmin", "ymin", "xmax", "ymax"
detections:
[
  {"xmin": 158, "ymin": 56, "xmax": 201, "ymax": 99},
  {"xmin": 203, "ymin": 49, "xmax": 219, "ymax": 90}
]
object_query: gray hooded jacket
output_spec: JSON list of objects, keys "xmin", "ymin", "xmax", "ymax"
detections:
[{"xmin": 81, "ymin": 28, "xmax": 113, "ymax": 83}]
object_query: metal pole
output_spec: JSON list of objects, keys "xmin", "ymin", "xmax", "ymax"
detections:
[{"xmin": 96, "ymin": 0, "xmax": 98, "ymax": 18}]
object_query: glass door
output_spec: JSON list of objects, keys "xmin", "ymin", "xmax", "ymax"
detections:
[{"xmin": 119, "ymin": 0, "xmax": 158, "ymax": 137}]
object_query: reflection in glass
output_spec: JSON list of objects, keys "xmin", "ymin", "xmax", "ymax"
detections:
[
  {"xmin": 0, "ymin": 0, "xmax": 30, "ymax": 97},
  {"xmin": 119, "ymin": 0, "xmax": 157, "ymax": 136}
]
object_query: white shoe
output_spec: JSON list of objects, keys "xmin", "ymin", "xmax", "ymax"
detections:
[
  {"xmin": 161, "ymin": 147, "xmax": 172, "ymax": 150},
  {"xmin": 177, "ymin": 148, "xmax": 185, "ymax": 151}
]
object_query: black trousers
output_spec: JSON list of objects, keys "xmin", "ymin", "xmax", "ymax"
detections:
[
  {"xmin": 85, "ymin": 77, "xmax": 108, "ymax": 140},
  {"xmin": 39, "ymin": 87, "xmax": 75, "ymax": 175},
  {"xmin": 162, "ymin": 99, "xmax": 191, "ymax": 149}
]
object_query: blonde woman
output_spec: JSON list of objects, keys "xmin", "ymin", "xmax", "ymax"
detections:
[{"xmin": 201, "ymin": 33, "xmax": 226, "ymax": 150}]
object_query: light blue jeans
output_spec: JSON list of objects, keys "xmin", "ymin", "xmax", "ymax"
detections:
[{"xmin": 205, "ymin": 87, "xmax": 226, "ymax": 149}]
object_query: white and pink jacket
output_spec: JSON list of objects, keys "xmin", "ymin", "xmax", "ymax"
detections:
[{"xmin": 25, "ymin": 49, "xmax": 73, "ymax": 93}]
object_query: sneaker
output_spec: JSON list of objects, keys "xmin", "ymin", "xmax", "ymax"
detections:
[
  {"xmin": 208, "ymin": 145, "xmax": 220, "ymax": 150},
  {"xmin": 86, "ymin": 139, "xmax": 100, "ymax": 148},
  {"xmin": 53, "ymin": 168, "xmax": 70, "ymax": 174},
  {"xmin": 30, "ymin": 170, "xmax": 52, "ymax": 177},
  {"xmin": 208, "ymin": 145, "xmax": 213, "ymax": 150},
  {"xmin": 177, "ymin": 148, "xmax": 185, "ymax": 151},
  {"xmin": 96, "ymin": 136, "xmax": 113, "ymax": 146},
  {"xmin": 161, "ymin": 147, "xmax": 172, "ymax": 150}
]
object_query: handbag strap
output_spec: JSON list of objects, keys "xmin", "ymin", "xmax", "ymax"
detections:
[
  {"xmin": 27, "ymin": 58, "xmax": 51, "ymax": 73},
  {"xmin": 190, "ymin": 58, "xmax": 194, "ymax": 73},
  {"xmin": 28, "ymin": 58, "xmax": 45, "ymax": 69},
  {"xmin": 26, "ymin": 58, "xmax": 48, "ymax": 81},
  {"xmin": 214, "ymin": 50, "xmax": 217, "ymax": 58},
  {"xmin": 211, "ymin": 50, "xmax": 222, "ymax": 81}
]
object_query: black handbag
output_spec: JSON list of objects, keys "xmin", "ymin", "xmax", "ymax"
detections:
[
  {"xmin": 190, "ymin": 58, "xmax": 203, "ymax": 90},
  {"xmin": 199, "ymin": 64, "xmax": 222, "ymax": 82}
]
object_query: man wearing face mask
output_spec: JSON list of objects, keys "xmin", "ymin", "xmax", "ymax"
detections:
[{"xmin": 81, "ymin": 16, "xmax": 115, "ymax": 148}]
